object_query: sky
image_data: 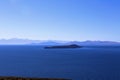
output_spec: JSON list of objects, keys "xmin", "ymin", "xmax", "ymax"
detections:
[{"xmin": 0, "ymin": 0, "xmax": 120, "ymax": 41}]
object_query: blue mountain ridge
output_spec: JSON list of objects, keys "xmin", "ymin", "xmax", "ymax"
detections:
[{"xmin": 0, "ymin": 38, "xmax": 120, "ymax": 46}]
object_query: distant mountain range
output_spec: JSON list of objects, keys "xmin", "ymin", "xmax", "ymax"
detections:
[
  {"xmin": 0, "ymin": 38, "xmax": 41, "ymax": 45},
  {"xmin": 0, "ymin": 38, "xmax": 120, "ymax": 46},
  {"xmin": 67, "ymin": 41, "xmax": 120, "ymax": 46}
]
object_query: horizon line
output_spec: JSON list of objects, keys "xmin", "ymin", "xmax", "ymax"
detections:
[{"xmin": 0, "ymin": 38, "xmax": 119, "ymax": 42}]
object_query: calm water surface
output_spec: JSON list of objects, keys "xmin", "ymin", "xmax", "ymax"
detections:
[{"xmin": 0, "ymin": 45, "xmax": 120, "ymax": 80}]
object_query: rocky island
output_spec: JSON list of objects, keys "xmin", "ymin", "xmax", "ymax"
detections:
[{"xmin": 44, "ymin": 44, "xmax": 82, "ymax": 49}]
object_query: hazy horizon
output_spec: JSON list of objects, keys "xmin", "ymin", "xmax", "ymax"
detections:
[
  {"xmin": 0, "ymin": 38, "xmax": 119, "ymax": 45},
  {"xmin": 0, "ymin": 0, "xmax": 120, "ymax": 41},
  {"xmin": 0, "ymin": 38, "xmax": 120, "ymax": 42}
]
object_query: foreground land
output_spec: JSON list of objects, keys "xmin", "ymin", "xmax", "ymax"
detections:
[{"xmin": 0, "ymin": 76, "xmax": 70, "ymax": 80}]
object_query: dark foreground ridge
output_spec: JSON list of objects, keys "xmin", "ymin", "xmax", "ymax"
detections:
[
  {"xmin": 0, "ymin": 76, "xmax": 70, "ymax": 80},
  {"xmin": 44, "ymin": 44, "xmax": 82, "ymax": 49}
]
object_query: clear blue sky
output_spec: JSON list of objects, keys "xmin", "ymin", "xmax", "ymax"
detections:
[{"xmin": 0, "ymin": 0, "xmax": 120, "ymax": 41}]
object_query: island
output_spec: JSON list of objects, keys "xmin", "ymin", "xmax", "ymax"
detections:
[{"xmin": 44, "ymin": 44, "xmax": 82, "ymax": 49}]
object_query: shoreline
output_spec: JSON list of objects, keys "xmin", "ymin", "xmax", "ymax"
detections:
[{"xmin": 0, "ymin": 76, "xmax": 70, "ymax": 80}]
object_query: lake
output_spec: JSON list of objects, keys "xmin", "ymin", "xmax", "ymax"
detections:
[{"xmin": 0, "ymin": 45, "xmax": 120, "ymax": 80}]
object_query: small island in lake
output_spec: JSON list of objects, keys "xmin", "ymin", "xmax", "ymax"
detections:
[{"xmin": 44, "ymin": 44, "xmax": 82, "ymax": 49}]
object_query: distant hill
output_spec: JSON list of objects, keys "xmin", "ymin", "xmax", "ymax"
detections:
[
  {"xmin": 34, "ymin": 40, "xmax": 120, "ymax": 46},
  {"xmin": 67, "ymin": 41, "xmax": 120, "ymax": 46},
  {"xmin": 31, "ymin": 40, "xmax": 66, "ymax": 45},
  {"xmin": 0, "ymin": 38, "xmax": 41, "ymax": 45},
  {"xmin": 31, "ymin": 41, "xmax": 61, "ymax": 45},
  {"xmin": 0, "ymin": 38, "xmax": 120, "ymax": 46}
]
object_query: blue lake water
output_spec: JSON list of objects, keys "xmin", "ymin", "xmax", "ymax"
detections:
[{"xmin": 0, "ymin": 45, "xmax": 120, "ymax": 80}]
